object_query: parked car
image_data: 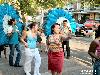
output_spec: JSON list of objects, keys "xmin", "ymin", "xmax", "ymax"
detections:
[
  {"xmin": 84, "ymin": 19, "xmax": 95, "ymax": 28},
  {"xmin": 75, "ymin": 23, "xmax": 86, "ymax": 36}
]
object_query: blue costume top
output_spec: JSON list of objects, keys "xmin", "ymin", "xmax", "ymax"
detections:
[
  {"xmin": 9, "ymin": 25, "xmax": 19, "ymax": 44},
  {"xmin": 27, "ymin": 31, "xmax": 37, "ymax": 49}
]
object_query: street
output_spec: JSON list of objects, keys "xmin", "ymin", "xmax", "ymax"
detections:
[
  {"xmin": 0, "ymin": 0, "xmax": 100, "ymax": 75},
  {"xmin": 0, "ymin": 36, "xmax": 93, "ymax": 75},
  {"xmin": 70, "ymin": 36, "xmax": 93, "ymax": 66}
]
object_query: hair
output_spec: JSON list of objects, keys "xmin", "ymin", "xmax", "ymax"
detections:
[
  {"xmin": 51, "ymin": 23, "xmax": 60, "ymax": 34},
  {"xmin": 95, "ymin": 25, "xmax": 100, "ymax": 38},
  {"xmin": 63, "ymin": 20, "xmax": 67, "ymax": 23},
  {"xmin": 88, "ymin": 28, "xmax": 92, "ymax": 30},
  {"xmin": 28, "ymin": 22, "xmax": 38, "ymax": 29},
  {"xmin": 8, "ymin": 18, "xmax": 15, "ymax": 25}
]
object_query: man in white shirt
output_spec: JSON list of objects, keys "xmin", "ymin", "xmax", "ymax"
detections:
[{"xmin": 61, "ymin": 20, "xmax": 71, "ymax": 59}]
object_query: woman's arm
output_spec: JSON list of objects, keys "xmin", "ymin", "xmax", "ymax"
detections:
[
  {"xmin": 88, "ymin": 40, "xmax": 99, "ymax": 60},
  {"xmin": 21, "ymin": 30, "xmax": 28, "ymax": 48}
]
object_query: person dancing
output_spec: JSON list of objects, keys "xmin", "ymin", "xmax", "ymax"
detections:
[
  {"xmin": 47, "ymin": 23, "xmax": 64, "ymax": 75},
  {"xmin": 21, "ymin": 22, "xmax": 41, "ymax": 75}
]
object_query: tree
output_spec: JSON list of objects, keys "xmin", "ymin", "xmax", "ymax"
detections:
[
  {"xmin": 17, "ymin": 0, "xmax": 69, "ymax": 16},
  {"xmin": 0, "ymin": 0, "xmax": 78, "ymax": 16},
  {"xmin": 81, "ymin": 0, "xmax": 100, "ymax": 9},
  {"xmin": 94, "ymin": 0, "xmax": 100, "ymax": 7}
]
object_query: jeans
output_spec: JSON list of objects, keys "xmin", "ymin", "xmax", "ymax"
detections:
[
  {"xmin": 62, "ymin": 41, "xmax": 70, "ymax": 57},
  {"xmin": 9, "ymin": 44, "xmax": 21, "ymax": 65},
  {"xmin": 24, "ymin": 48, "xmax": 41, "ymax": 75},
  {"xmin": 0, "ymin": 51, "xmax": 1, "ymax": 58},
  {"xmin": 93, "ymin": 60, "xmax": 100, "ymax": 75},
  {"xmin": 0, "ymin": 45, "xmax": 5, "ymax": 58}
]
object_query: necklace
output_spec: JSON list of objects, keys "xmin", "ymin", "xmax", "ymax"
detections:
[{"xmin": 53, "ymin": 34, "xmax": 60, "ymax": 44}]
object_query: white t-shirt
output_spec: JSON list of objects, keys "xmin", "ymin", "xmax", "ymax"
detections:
[{"xmin": 7, "ymin": 26, "xmax": 13, "ymax": 33}]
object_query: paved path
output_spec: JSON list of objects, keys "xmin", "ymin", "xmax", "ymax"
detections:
[{"xmin": 0, "ymin": 37, "xmax": 93, "ymax": 75}]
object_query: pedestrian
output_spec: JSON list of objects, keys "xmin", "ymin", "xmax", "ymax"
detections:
[
  {"xmin": 88, "ymin": 25, "xmax": 100, "ymax": 75},
  {"xmin": 47, "ymin": 23, "xmax": 64, "ymax": 75},
  {"xmin": 7, "ymin": 19, "xmax": 22, "ymax": 67},
  {"xmin": 61, "ymin": 20, "xmax": 71, "ymax": 59},
  {"xmin": 21, "ymin": 22, "xmax": 41, "ymax": 75}
]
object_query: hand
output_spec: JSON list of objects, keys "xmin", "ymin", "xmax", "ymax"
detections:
[
  {"xmin": 62, "ymin": 36, "xmax": 69, "ymax": 40},
  {"xmin": 7, "ymin": 33, "xmax": 12, "ymax": 37},
  {"xmin": 68, "ymin": 36, "xmax": 71, "ymax": 39},
  {"xmin": 24, "ymin": 43, "xmax": 28, "ymax": 48},
  {"xmin": 55, "ymin": 40, "xmax": 59, "ymax": 44}
]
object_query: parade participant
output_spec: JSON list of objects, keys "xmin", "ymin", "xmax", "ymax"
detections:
[
  {"xmin": 21, "ymin": 22, "xmax": 41, "ymax": 75},
  {"xmin": 47, "ymin": 23, "xmax": 64, "ymax": 75},
  {"xmin": 88, "ymin": 25, "xmax": 100, "ymax": 75},
  {"xmin": 7, "ymin": 19, "xmax": 22, "ymax": 67},
  {"xmin": 61, "ymin": 20, "xmax": 71, "ymax": 59}
]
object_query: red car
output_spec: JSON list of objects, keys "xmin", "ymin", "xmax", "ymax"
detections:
[{"xmin": 84, "ymin": 20, "xmax": 95, "ymax": 27}]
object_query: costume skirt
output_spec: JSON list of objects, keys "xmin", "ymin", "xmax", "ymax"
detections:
[{"xmin": 48, "ymin": 50, "xmax": 64, "ymax": 73}]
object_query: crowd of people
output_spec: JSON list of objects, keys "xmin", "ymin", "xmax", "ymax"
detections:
[{"xmin": 0, "ymin": 18, "xmax": 100, "ymax": 75}]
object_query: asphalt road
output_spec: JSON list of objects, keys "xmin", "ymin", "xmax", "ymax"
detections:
[
  {"xmin": 70, "ymin": 36, "xmax": 93, "ymax": 66},
  {"xmin": 0, "ymin": 36, "xmax": 93, "ymax": 75}
]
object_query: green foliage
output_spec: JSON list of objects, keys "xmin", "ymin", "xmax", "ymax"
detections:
[
  {"xmin": 81, "ymin": 0, "xmax": 100, "ymax": 8},
  {"xmin": 0, "ymin": 0, "xmax": 75, "ymax": 15},
  {"xmin": 35, "ymin": 0, "xmax": 64, "ymax": 8},
  {"xmin": 17, "ymin": 0, "xmax": 68, "ymax": 15},
  {"xmin": 94, "ymin": 0, "xmax": 100, "ymax": 7},
  {"xmin": 18, "ymin": 0, "xmax": 35, "ymax": 15},
  {"xmin": 1, "ymin": 0, "xmax": 99, "ymax": 16}
]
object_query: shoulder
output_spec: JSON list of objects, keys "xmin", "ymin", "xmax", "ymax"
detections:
[
  {"xmin": 47, "ymin": 35, "xmax": 53, "ymax": 39},
  {"xmin": 91, "ymin": 39, "xmax": 99, "ymax": 46},
  {"xmin": 22, "ymin": 30, "xmax": 29, "ymax": 35},
  {"xmin": 94, "ymin": 39, "xmax": 100, "ymax": 45}
]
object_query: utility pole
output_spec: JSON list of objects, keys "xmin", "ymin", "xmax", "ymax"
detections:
[{"xmin": 77, "ymin": 0, "xmax": 81, "ymax": 11}]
